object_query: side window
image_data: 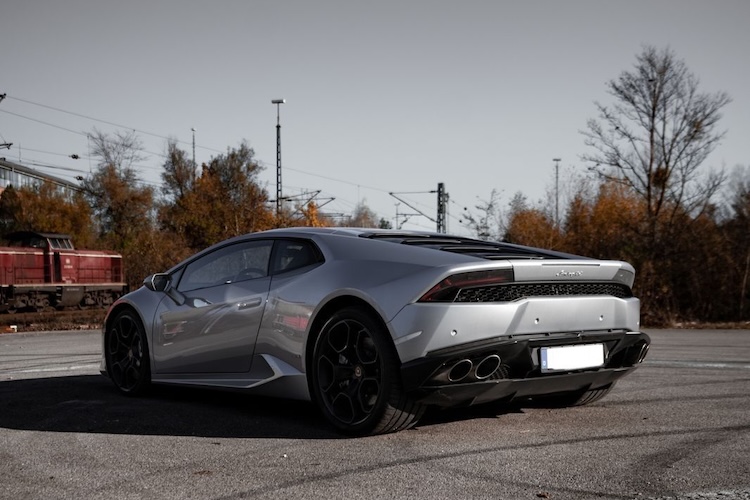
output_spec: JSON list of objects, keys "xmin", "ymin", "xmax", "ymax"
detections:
[
  {"xmin": 178, "ymin": 240, "xmax": 272, "ymax": 292},
  {"xmin": 272, "ymin": 240, "xmax": 321, "ymax": 274}
]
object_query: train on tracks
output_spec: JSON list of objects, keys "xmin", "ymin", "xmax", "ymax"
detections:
[{"xmin": 0, "ymin": 231, "xmax": 127, "ymax": 312}]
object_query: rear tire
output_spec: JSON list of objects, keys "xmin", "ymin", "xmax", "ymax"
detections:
[
  {"xmin": 310, "ymin": 306, "xmax": 424, "ymax": 435},
  {"xmin": 571, "ymin": 385, "xmax": 613, "ymax": 406},
  {"xmin": 533, "ymin": 384, "xmax": 614, "ymax": 408}
]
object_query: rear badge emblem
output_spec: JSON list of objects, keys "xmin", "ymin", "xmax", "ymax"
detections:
[{"xmin": 556, "ymin": 270, "xmax": 583, "ymax": 278}]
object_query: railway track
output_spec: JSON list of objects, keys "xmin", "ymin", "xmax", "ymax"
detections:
[{"xmin": 0, "ymin": 309, "xmax": 107, "ymax": 332}]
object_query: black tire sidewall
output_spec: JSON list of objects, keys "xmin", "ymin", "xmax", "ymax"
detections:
[
  {"xmin": 105, "ymin": 309, "xmax": 151, "ymax": 396},
  {"xmin": 310, "ymin": 306, "xmax": 398, "ymax": 435}
]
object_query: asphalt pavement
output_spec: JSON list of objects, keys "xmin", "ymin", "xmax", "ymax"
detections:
[{"xmin": 0, "ymin": 328, "xmax": 748, "ymax": 499}]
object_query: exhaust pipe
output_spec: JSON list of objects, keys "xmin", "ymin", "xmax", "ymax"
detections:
[
  {"xmin": 448, "ymin": 359, "xmax": 473, "ymax": 382},
  {"xmin": 474, "ymin": 354, "xmax": 501, "ymax": 380},
  {"xmin": 637, "ymin": 342, "xmax": 650, "ymax": 363}
]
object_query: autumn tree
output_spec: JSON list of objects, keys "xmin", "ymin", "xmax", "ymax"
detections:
[
  {"xmin": 718, "ymin": 165, "xmax": 750, "ymax": 319},
  {"xmin": 296, "ymin": 201, "xmax": 332, "ymax": 227},
  {"xmin": 563, "ymin": 181, "xmax": 642, "ymax": 260},
  {"xmin": 81, "ymin": 129, "xmax": 160, "ymax": 287},
  {"xmin": 504, "ymin": 192, "xmax": 562, "ymax": 249},
  {"xmin": 0, "ymin": 182, "xmax": 95, "ymax": 247},
  {"xmin": 159, "ymin": 142, "xmax": 274, "ymax": 250},
  {"xmin": 668, "ymin": 205, "xmax": 731, "ymax": 321},
  {"xmin": 161, "ymin": 138, "xmax": 195, "ymax": 204},
  {"xmin": 82, "ymin": 130, "xmax": 155, "ymax": 245},
  {"xmin": 0, "ymin": 186, "xmax": 23, "ymax": 236}
]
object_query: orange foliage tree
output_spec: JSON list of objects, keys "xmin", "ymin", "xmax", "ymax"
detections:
[
  {"xmin": 0, "ymin": 183, "xmax": 95, "ymax": 248},
  {"xmin": 562, "ymin": 181, "xmax": 642, "ymax": 260},
  {"xmin": 504, "ymin": 193, "xmax": 563, "ymax": 250},
  {"xmin": 159, "ymin": 142, "xmax": 275, "ymax": 252}
]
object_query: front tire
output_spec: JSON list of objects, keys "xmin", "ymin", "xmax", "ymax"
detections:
[
  {"xmin": 105, "ymin": 309, "xmax": 151, "ymax": 395},
  {"xmin": 310, "ymin": 307, "xmax": 424, "ymax": 435}
]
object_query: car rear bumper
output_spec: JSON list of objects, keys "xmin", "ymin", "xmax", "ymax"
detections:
[{"xmin": 400, "ymin": 330, "xmax": 649, "ymax": 407}]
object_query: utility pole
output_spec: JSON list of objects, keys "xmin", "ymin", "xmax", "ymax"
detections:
[
  {"xmin": 436, "ymin": 182, "xmax": 448, "ymax": 233},
  {"xmin": 553, "ymin": 158, "xmax": 561, "ymax": 227},
  {"xmin": 272, "ymin": 99, "xmax": 285, "ymax": 216},
  {"xmin": 0, "ymin": 94, "xmax": 11, "ymax": 150},
  {"xmin": 191, "ymin": 127, "xmax": 196, "ymax": 168},
  {"xmin": 389, "ymin": 182, "xmax": 449, "ymax": 233}
]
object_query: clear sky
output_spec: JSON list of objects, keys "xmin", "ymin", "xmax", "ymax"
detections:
[{"xmin": 1, "ymin": 0, "xmax": 748, "ymax": 234}]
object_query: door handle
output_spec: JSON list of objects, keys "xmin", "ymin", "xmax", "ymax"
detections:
[{"xmin": 238, "ymin": 298, "xmax": 262, "ymax": 310}]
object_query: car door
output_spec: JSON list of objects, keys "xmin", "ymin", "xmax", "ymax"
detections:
[{"xmin": 152, "ymin": 239, "xmax": 273, "ymax": 374}]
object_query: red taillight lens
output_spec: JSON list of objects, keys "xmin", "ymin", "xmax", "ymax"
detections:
[{"xmin": 418, "ymin": 268, "xmax": 514, "ymax": 302}]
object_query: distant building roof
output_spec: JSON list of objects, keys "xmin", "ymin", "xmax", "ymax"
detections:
[{"xmin": 0, "ymin": 158, "xmax": 82, "ymax": 193}]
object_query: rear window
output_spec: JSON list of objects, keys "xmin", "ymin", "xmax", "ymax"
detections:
[{"xmin": 359, "ymin": 233, "xmax": 578, "ymax": 260}]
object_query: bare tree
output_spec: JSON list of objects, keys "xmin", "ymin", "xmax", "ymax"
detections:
[
  {"xmin": 461, "ymin": 189, "xmax": 504, "ymax": 241},
  {"xmin": 581, "ymin": 46, "xmax": 732, "ymax": 324},
  {"xmin": 87, "ymin": 129, "xmax": 146, "ymax": 173},
  {"xmin": 83, "ymin": 130, "xmax": 153, "ymax": 240},
  {"xmin": 342, "ymin": 201, "xmax": 379, "ymax": 228},
  {"xmin": 582, "ymin": 46, "xmax": 731, "ymax": 242}
]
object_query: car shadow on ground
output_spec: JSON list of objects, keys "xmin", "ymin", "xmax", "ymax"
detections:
[
  {"xmin": 0, "ymin": 375, "xmax": 337, "ymax": 439},
  {"xmin": 0, "ymin": 375, "xmax": 525, "ymax": 439}
]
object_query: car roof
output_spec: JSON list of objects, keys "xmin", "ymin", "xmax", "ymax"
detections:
[{"xmin": 245, "ymin": 227, "xmax": 583, "ymax": 261}]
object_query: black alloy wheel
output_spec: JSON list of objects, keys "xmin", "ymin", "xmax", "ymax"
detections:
[
  {"xmin": 310, "ymin": 306, "xmax": 423, "ymax": 435},
  {"xmin": 105, "ymin": 309, "xmax": 151, "ymax": 395}
]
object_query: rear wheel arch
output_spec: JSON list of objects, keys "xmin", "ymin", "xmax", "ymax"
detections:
[{"xmin": 305, "ymin": 296, "xmax": 396, "ymax": 372}]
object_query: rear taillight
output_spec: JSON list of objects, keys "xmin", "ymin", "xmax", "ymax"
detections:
[{"xmin": 418, "ymin": 268, "xmax": 514, "ymax": 302}]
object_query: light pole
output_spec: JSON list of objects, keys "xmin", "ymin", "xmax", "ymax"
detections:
[
  {"xmin": 272, "ymin": 99, "xmax": 285, "ymax": 216},
  {"xmin": 191, "ymin": 127, "xmax": 196, "ymax": 168},
  {"xmin": 553, "ymin": 158, "xmax": 561, "ymax": 227}
]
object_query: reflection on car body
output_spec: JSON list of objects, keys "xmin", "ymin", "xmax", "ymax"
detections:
[{"xmin": 101, "ymin": 227, "xmax": 649, "ymax": 435}]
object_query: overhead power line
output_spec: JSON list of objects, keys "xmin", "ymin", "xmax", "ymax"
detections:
[
  {"xmin": 0, "ymin": 108, "xmax": 172, "ymax": 162},
  {"xmin": 4, "ymin": 92, "xmax": 400, "ymax": 200},
  {"xmin": 0, "ymin": 108, "xmax": 88, "ymax": 137},
  {"xmin": 1, "ymin": 93, "xmax": 454, "ymax": 227},
  {"xmin": 6, "ymin": 94, "xmax": 225, "ymax": 155}
]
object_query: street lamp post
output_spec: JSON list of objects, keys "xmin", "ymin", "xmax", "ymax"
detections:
[
  {"xmin": 191, "ymin": 127, "xmax": 196, "ymax": 168},
  {"xmin": 272, "ymin": 99, "xmax": 285, "ymax": 217},
  {"xmin": 553, "ymin": 158, "xmax": 561, "ymax": 227}
]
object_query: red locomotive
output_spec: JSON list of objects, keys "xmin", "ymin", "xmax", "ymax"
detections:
[{"xmin": 0, "ymin": 231, "xmax": 127, "ymax": 312}]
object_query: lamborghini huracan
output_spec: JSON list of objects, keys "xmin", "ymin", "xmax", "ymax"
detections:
[{"xmin": 101, "ymin": 227, "xmax": 649, "ymax": 435}]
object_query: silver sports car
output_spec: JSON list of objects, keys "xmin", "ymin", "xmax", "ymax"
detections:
[{"xmin": 101, "ymin": 227, "xmax": 649, "ymax": 435}]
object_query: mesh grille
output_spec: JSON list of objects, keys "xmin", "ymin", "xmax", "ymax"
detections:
[{"xmin": 455, "ymin": 282, "xmax": 632, "ymax": 302}]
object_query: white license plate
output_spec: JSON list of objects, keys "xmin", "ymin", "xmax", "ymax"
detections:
[{"xmin": 540, "ymin": 344, "xmax": 605, "ymax": 372}]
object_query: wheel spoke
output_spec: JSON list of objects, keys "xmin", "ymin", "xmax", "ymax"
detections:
[
  {"xmin": 315, "ymin": 316, "xmax": 385, "ymax": 427},
  {"xmin": 354, "ymin": 329, "xmax": 378, "ymax": 365},
  {"xmin": 357, "ymin": 377, "xmax": 379, "ymax": 413},
  {"xmin": 105, "ymin": 311, "xmax": 149, "ymax": 394}
]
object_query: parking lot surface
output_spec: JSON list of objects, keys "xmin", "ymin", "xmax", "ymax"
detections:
[{"xmin": 0, "ymin": 329, "xmax": 748, "ymax": 499}]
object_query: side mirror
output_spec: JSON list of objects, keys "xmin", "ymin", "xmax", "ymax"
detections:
[
  {"xmin": 144, "ymin": 273, "xmax": 186, "ymax": 306},
  {"xmin": 144, "ymin": 273, "xmax": 171, "ymax": 292}
]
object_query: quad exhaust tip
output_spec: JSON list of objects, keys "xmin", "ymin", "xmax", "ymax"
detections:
[
  {"xmin": 446, "ymin": 354, "xmax": 502, "ymax": 383},
  {"xmin": 475, "ymin": 354, "xmax": 501, "ymax": 380},
  {"xmin": 448, "ymin": 359, "xmax": 473, "ymax": 382}
]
